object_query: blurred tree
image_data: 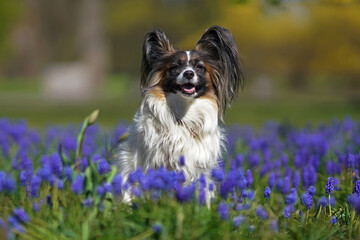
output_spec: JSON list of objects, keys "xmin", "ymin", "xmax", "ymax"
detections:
[
  {"xmin": 0, "ymin": 1, "xmax": 22, "ymax": 75},
  {"xmin": 104, "ymin": 0, "xmax": 220, "ymax": 74}
]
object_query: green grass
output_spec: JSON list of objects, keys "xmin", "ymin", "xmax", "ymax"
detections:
[{"xmin": 0, "ymin": 75, "xmax": 359, "ymax": 128}]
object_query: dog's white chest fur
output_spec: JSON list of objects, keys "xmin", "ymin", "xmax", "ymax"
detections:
[{"xmin": 115, "ymin": 92, "xmax": 224, "ymax": 182}]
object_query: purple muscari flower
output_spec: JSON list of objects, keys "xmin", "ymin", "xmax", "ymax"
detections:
[
  {"xmin": 334, "ymin": 178, "xmax": 340, "ymax": 191},
  {"xmin": 346, "ymin": 154, "xmax": 356, "ymax": 169},
  {"xmin": 176, "ymin": 183, "xmax": 195, "ymax": 203},
  {"xmin": 330, "ymin": 196, "xmax": 335, "ymax": 207},
  {"xmin": 331, "ymin": 216, "xmax": 337, "ymax": 224},
  {"xmin": 283, "ymin": 176, "xmax": 291, "ymax": 194},
  {"xmin": 218, "ymin": 202, "xmax": 229, "ymax": 220},
  {"xmin": 13, "ymin": 208, "xmax": 30, "ymax": 224},
  {"xmin": 79, "ymin": 158, "xmax": 88, "ymax": 172},
  {"xmin": 211, "ymin": 168, "xmax": 224, "ymax": 182},
  {"xmin": 248, "ymin": 153, "xmax": 260, "ymax": 167},
  {"xmin": 50, "ymin": 153, "xmax": 62, "ymax": 177},
  {"xmin": 112, "ymin": 174, "xmax": 122, "ymax": 196},
  {"xmin": 264, "ymin": 186, "xmax": 271, "ymax": 199},
  {"xmin": 302, "ymin": 165, "xmax": 317, "ymax": 188},
  {"xmin": 128, "ymin": 168, "xmax": 144, "ymax": 184},
  {"xmin": 276, "ymin": 178, "xmax": 284, "ymax": 193},
  {"xmin": 353, "ymin": 180, "xmax": 360, "ymax": 196},
  {"xmin": 37, "ymin": 164, "xmax": 52, "ymax": 182},
  {"xmin": 282, "ymin": 153, "xmax": 289, "ymax": 166},
  {"xmin": 242, "ymin": 190, "xmax": 248, "ymax": 198},
  {"xmin": 64, "ymin": 166, "xmax": 73, "ymax": 182},
  {"xmin": 301, "ymin": 193, "xmax": 313, "ymax": 209},
  {"xmin": 209, "ymin": 183, "xmax": 214, "ymax": 191},
  {"xmin": 8, "ymin": 216, "xmax": 25, "ymax": 233},
  {"xmin": 235, "ymin": 154, "xmax": 244, "ymax": 168},
  {"xmin": 268, "ymin": 172, "xmax": 276, "ymax": 189},
  {"xmin": 199, "ymin": 187, "xmax": 206, "ymax": 206},
  {"xmin": 199, "ymin": 174, "xmax": 207, "ymax": 187},
  {"xmin": 97, "ymin": 183, "xmax": 112, "ymax": 197},
  {"xmin": 131, "ymin": 186, "xmax": 142, "ymax": 197},
  {"xmin": 57, "ymin": 179, "xmax": 64, "ymax": 190},
  {"xmin": 260, "ymin": 163, "xmax": 271, "ymax": 177},
  {"xmin": 49, "ymin": 175, "xmax": 56, "ymax": 186},
  {"xmin": 177, "ymin": 171, "xmax": 186, "ymax": 184},
  {"xmin": 71, "ymin": 175, "xmax": 84, "ymax": 195},
  {"xmin": 32, "ymin": 202, "xmax": 40, "ymax": 212},
  {"xmin": 285, "ymin": 188, "xmax": 297, "ymax": 205},
  {"xmin": 319, "ymin": 196, "xmax": 328, "ymax": 207},
  {"xmin": 1, "ymin": 173, "xmax": 16, "ymax": 193},
  {"xmin": 153, "ymin": 224, "xmax": 162, "ymax": 234},
  {"xmin": 246, "ymin": 169, "xmax": 253, "ymax": 188},
  {"xmin": 19, "ymin": 171, "xmax": 28, "ymax": 186},
  {"xmin": 326, "ymin": 177, "xmax": 335, "ymax": 195},
  {"xmin": 292, "ymin": 170, "xmax": 300, "ymax": 189},
  {"xmin": 97, "ymin": 159, "xmax": 110, "ymax": 175},
  {"xmin": 283, "ymin": 204, "xmax": 294, "ymax": 219},
  {"xmin": 30, "ymin": 175, "xmax": 41, "ymax": 197},
  {"xmin": 233, "ymin": 215, "xmax": 245, "ymax": 227},
  {"xmin": 307, "ymin": 186, "xmax": 316, "ymax": 197},
  {"xmin": 348, "ymin": 194, "xmax": 360, "ymax": 213},
  {"xmin": 255, "ymin": 206, "xmax": 268, "ymax": 220},
  {"xmin": 82, "ymin": 198, "xmax": 93, "ymax": 207},
  {"xmin": 326, "ymin": 161, "xmax": 341, "ymax": 175},
  {"xmin": 179, "ymin": 155, "xmax": 185, "ymax": 166},
  {"xmin": 270, "ymin": 220, "xmax": 279, "ymax": 232}
]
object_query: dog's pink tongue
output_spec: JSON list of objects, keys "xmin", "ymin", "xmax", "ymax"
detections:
[{"xmin": 182, "ymin": 86, "xmax": 195, "ymax": 94}]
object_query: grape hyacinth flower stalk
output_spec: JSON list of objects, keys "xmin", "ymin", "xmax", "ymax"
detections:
[{"xmin": 326, "ymin": 177, "xmax": 335, "ymax": 217}]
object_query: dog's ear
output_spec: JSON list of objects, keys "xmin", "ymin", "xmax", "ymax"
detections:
[
  {"xmin": 196, "ymin": 26, "xmax": 244, "ymax": 118},
  {"xmin": 141, "ymin": 29, "xmax": 175, "ymax": 90}
]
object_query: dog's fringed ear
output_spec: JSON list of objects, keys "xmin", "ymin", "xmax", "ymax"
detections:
[
  {"xmin": 141, "ymin": 29, "xmax": 175, "ymax": 90},
  {"xmin": 196, "ymin": 25, "xmax": 244, "ymax": 118}
]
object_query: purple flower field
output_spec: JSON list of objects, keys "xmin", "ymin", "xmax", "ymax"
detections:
[{"xmin": 0, "ymin": 116, "xmax": 360, "ymax": 239}]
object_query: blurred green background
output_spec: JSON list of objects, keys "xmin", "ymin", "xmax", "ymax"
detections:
[{"xmin": 0, "ymin": 0, "xmax": 359, "ymax": 128}]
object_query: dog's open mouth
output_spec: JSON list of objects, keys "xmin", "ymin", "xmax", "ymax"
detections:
[{"xmin": 180, "ymin": 83, "xmax": 196, "ymax": 95}]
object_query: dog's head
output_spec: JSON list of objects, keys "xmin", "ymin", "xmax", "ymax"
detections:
[{"xmin": 140, "ymin": 25, "xmax": 244, "ymax": 120}]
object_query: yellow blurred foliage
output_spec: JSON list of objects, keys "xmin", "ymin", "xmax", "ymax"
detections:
[{"xmin": 181, "ymin": 1, "xmax": 360, "ymax": 87}]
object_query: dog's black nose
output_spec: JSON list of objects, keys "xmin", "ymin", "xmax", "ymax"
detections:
[{"xmin": 183, "ymin": 70, "xmax": 194, "ymax": 79}]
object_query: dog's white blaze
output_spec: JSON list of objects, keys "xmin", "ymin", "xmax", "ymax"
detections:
[{"xmin": 186, "ymin": 51, "xmax": 191, "ymax": 65}]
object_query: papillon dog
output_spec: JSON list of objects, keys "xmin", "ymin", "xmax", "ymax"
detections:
[{"xmin": 114, "ymin": 25, "xmax": 243, "ymax": 202}]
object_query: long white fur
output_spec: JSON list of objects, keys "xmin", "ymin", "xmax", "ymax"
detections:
[{"xmin": 114, "ymin": 87, "xmax": 226, "ymax": 203}]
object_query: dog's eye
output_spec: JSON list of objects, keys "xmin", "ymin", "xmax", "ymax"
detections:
[
  {"xmin": 170, "ymin": 65, "xmax": 180, "ymax": 71},
  {"xmin": 196, "ymin": 64, "xmax": 205, "ymax": 70}
]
